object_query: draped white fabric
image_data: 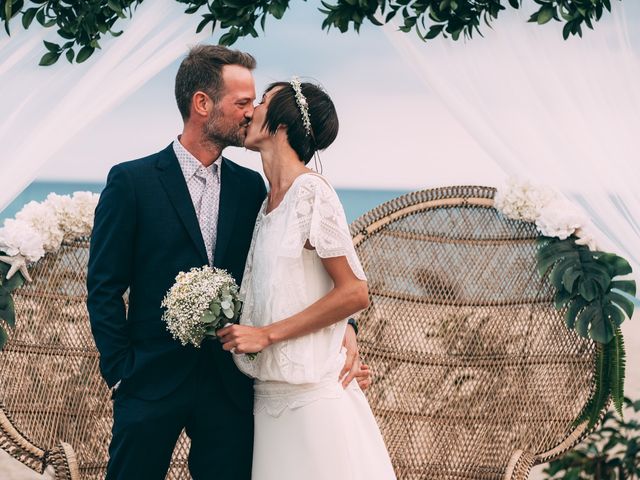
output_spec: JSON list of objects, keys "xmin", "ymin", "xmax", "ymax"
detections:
[
  {"xmin": 0, "ymin": 0, "xmax": 208, "ymax": 212},
  {"xmin": 384, "ymin": 2, "xmax": 640, "ymax": 396}
]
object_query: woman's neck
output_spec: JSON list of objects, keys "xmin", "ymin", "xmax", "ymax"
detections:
[{"xmin": 261, "ymin": 139, "xmax": 311, "ymax": 199}]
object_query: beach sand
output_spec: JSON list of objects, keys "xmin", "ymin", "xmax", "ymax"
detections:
[{"xmin": 0, "ymin": 450, "xmax": 54, "ymax": 480}]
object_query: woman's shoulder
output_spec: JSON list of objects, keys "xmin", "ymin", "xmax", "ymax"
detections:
[
  {"xmin": 291, "ymin": 172, "xmax": 337, "ymax": 199},
  {"xmin": 286, "ymin": 173, "xmax": 346, "ymax": 221}
]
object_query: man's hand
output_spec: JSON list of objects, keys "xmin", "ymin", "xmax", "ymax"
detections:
[{"xmin": 339, "ymin": 324, "xmax": 371, "ymax": 390}]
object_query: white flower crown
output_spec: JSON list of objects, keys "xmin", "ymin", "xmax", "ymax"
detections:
[{"xmin": 290, "ymin": 76, "xmax": 312, "ymax": 136}]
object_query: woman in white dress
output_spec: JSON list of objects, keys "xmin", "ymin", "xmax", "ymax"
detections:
[{"xmin": 217, "ymin": 78, "xmax": 396, "ymax": 480}]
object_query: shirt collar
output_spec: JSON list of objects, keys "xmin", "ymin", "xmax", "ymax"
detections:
[{"xmin": 172, "ymin": 137, "xmax": 222, "ymax": 182}]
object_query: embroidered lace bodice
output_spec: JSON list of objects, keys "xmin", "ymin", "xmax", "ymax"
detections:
[{"xmin": 233, "ymin": 173, "xmax": 367, "ymax": 415}]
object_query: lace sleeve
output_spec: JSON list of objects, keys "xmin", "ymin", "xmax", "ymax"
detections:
[{"xmin": 280, "ymin": 174, "xmax": 366, "ymax": 281}]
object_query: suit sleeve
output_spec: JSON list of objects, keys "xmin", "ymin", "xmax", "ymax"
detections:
[
  {"xmin": 87, "ymin": 164, "xmax": 135, "ymax": 388},
  {"xmin": 255, "ymin": 171, "xmax": 267, "ymax": 203}
]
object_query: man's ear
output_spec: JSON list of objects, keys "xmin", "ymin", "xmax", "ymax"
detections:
[{"xmin": 192, "ymin": 91, "xmax": 211, "ymax": 118}]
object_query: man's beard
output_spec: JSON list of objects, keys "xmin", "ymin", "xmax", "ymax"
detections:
[{"xmin": 203, "ymin": 106, "xmax": 247, "ymax": 148}]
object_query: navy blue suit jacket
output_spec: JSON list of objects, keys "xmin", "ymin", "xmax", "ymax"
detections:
[{"xmin": 87, "ymin": 143, "xmax": 267, "ymax": 409}]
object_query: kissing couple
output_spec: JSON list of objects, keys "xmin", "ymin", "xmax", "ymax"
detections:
[{"xmin": 87, "ymin": 44, "xmax": 396, "ymax": 480}]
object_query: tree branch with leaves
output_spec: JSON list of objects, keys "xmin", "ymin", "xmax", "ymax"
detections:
[{"xmin": 0, "ymin": 0, "xmax": 621, "ymax": 66}]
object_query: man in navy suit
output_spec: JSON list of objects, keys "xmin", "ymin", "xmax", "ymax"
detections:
[{"xmin": 87, "ymin": 45, "xmax": 365, "ymax": 480}]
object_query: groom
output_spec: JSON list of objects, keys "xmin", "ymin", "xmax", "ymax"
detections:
[{"xmin": 87, "ymin": 45, "xmax": 366, "ymax": 480}]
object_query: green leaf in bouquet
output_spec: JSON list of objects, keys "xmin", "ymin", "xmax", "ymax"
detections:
[
  {"xmin": 223, "ymin": 308, "xmax": 234, "ymax": 319},
  {"xmin": 209, "ymin": 302, "xmax": 221, "ymax": 317},
  {"xmin": 204, "ymin": 324, "xmax": 218, "ymax": 337},
  {"xmin": 201, "ymin": 310, "xmax": 216, "ymax": 324},
  {"xmin": 233, "ymin": 299, "xmax": 242, "ymax": 317}
]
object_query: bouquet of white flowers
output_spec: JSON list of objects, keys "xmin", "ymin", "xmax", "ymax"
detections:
[{"xmin": 161, "ymin": 266, "xmax": 243, "ymax": 348}]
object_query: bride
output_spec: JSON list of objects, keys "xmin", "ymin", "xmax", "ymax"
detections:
[{"xmin": 217, "ymin": 77, "xmax": 396, "ymax": 480}]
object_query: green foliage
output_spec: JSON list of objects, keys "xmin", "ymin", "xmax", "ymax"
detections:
[
  {"xmin": 543, "ymin": 396, "xmax": 640, "ymax": 479},
  {"xmin": 1, "ymin": 0, "xmax": 141, "ymax": 65},
  {"xmin": 0, "ymin": 0, "xmax": 621, "ymax": 66},
  {"xmin": 538, "ymin": 236, "xmax": 634, "ymax": 344},
  {"xmin": 0, "ymin": 252, "xmax": 26, "ymax": 350},
  {"xmin": 537, "ymin": 236, "xmax": 636, "ymax": 430}
]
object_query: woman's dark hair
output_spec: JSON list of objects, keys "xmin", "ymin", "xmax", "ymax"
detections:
[{"xmin": 262, "ymin": 81, "xmax": 339, "ymax": 164}]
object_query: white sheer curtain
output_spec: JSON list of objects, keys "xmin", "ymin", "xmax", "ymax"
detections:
[
  {"xmin": 384, "ymin": 2, "xmax": 640, "ymax": 396},
  {"xmin": 0, "ymin": 0, "xmax": 207, "ymax": 211}
]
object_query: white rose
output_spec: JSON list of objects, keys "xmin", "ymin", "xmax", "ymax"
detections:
[
  {"xmin": 535, "ymin": 200, "xmax": 586, "ymax": 240},
  {"xmin": 0, "ymin": 219, "xmax": 46, "ymax": 262},
  {"xmin": 494, "ymin": 178, "xmax": 557, "ymax": 222},
  {"xmin": 15, "ymin": 200, "xmax": 64, "ymax": 252},
  {"xmin": 574, "ymin": 225, "xmax": 599, "ymax": 251}
]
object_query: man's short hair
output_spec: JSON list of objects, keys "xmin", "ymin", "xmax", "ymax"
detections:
[{"xmin": 175, "ymin": 45, "xmax": 256, "ymax": 120}]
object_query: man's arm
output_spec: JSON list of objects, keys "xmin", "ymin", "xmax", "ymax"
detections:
[{"xmin": 87, "ymin": 164, "xmax": 135, "ymax": 388}]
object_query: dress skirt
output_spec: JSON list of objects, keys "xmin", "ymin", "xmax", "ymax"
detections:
[{"xmin": 251, "ymin": 380, "xmax": 397, "ymax": 480}]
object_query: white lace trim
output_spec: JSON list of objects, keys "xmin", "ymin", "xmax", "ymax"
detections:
[{"xmin": 253, "ymin": 379, "xmax": 344, "ymax": 417}]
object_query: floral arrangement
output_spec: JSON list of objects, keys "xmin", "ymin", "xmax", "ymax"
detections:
[
  {"xmin": 161, "ymin": 266, "xmax": 250, "ymax": 355},
  {"xmin": 495, "ymin": 178, "xmax": 637, "ymax": 429},
  {"xmin": 0, "ymin": 191, "xmax": 99, "ymax": 348}
]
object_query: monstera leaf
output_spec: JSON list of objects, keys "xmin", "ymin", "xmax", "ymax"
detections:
[{"xmin": 537, "ymin": 236, "xmax": 636, "ymax": 427}]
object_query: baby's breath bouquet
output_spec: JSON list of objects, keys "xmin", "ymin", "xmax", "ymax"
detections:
[{"xmin": 161, "ymin": 266, "xmax": 242, "ymax": 348}]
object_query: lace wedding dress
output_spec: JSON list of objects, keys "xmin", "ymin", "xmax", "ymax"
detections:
[{"xmin": 234, "ymin": 173, "xmax": 396, "ymax": 480}]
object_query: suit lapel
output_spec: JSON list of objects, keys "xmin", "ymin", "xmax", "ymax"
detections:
[
  {"xmin": 213, "ymin": 158, "xmax": 241, "ymax": 267},
  {"xmin": 156, "ymin": 145, "xmax": 209, "ymax": 264}
]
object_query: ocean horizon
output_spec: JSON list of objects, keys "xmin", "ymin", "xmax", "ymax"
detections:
[{"xmin": 0, "ymin": 181, "xmax": 410, "ymax": 225}]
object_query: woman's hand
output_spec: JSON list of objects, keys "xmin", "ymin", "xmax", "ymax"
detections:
[
  {"xmin": 217, "ymin": 324, "xmax": 271, "ymax": 354},
  {"xmin": 355, "ymin": 364, "xmax": 371, "ymax": 390},
  {"xmin": 339, "ymin": 326, "xmax": 372, "ymax": 390}
]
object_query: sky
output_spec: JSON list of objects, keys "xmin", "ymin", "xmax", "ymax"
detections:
[
  {"xmin": 2, "ymin": 1, "xmax": 639, "ymax": 195},
  {"xmin": 0, "ymin": 0, "xmax": 509, "ymax": 190}
]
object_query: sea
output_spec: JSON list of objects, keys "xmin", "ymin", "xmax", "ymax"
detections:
[{"xmin": 0, "ymin": 181, "xmax": 410, "ymax": 225}]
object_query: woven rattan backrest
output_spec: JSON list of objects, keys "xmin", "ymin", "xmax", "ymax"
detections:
[
  {"xmin": 0, "ymin": 239, "xmax": 192, "ymax": 479},
  {"xmin": 350, "ymin": 186, "xmax": 598, "ymax": 480},
  {"xmin": 0, "ymin": 185, "xmax": 599, "ymax": 480}
]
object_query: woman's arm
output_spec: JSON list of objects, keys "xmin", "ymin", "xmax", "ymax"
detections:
[{"xmin": 217, "ymin": 255, "xmax": 369, "ymax": 354}]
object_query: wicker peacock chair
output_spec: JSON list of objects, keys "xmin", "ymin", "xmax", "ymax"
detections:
[
  {"xmin": 0, "ymin": 238, "xmax": 193, "ymax": 479},
  {"xmin": 351, "ymin": 185, "xmax": 603, "ymax": 480},
  {"xmin": 0, "ymin": 185, "xmax": 603, "ymax": 479}
]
